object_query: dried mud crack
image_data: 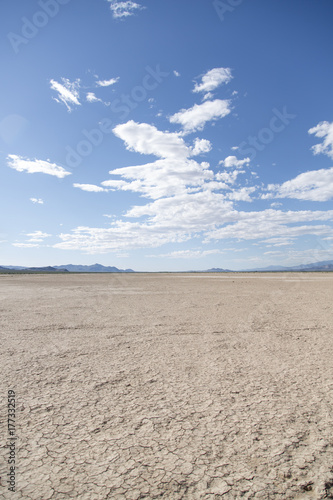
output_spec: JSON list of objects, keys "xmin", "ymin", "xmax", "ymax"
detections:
[{"xmin": 1, "ymin": 272, "xmax": 332, "ymax": 499}]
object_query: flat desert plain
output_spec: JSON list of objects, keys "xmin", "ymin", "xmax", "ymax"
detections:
[{"xmin": 1, "ymin": 272, "xmax": 333, "ymax": 500}]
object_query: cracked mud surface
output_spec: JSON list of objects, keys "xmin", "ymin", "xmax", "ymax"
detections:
[{"xmin": 1, "ymin": 272, "xmax": 333, "ymax": 499}]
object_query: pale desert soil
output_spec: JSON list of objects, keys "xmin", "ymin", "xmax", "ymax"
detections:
[{"xmin": 1, "ymin": 272, "xmax": 333, "ymax": 499}]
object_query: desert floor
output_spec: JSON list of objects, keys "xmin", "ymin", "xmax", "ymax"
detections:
[{"xmin": 1, "ymin": 272, "xmax": 333, "ymax": 499}]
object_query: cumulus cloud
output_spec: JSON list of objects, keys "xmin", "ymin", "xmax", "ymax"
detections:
[
  {"xmin": 169, "ymin": 99, "xmax": 231, "ymax": 134},
  {"xmin": 86, "ymin": 92, "xmax": 102, "ymax": 103},
  {"xmin": 191, "ymin": 138, "xmax": 212, "ymax": 156},
  {"xmin": 113, "ymin": 120, "xmax": 190, "ymax": 159},
  {"xmin": 73, "ymin": 183, "xmax": 108, "ymax": 192},
  {"xmin": 106, "ymin": 121, "xmax": 235, "ymax": 199},
  {"xmin": 264, "ymin": 167, "xmax": 333, "ymax": 202},
  {"xmin": 216, "ymin": 169, "xmax": 245, "ymax": 185},
  {"xmin": 7, "ymin": 155, "xmax": 71, "ymax": 178},
  {"xmin": 193, "ymin": 67, "xmax": 232, "ymax": 98},
  {"xmin": 219, "ymin": 156, "xmax": 250, "ymax": 168},
  {"xmin": 50, "ymin": 78, "xmax": 81, "ymax": 111},
  {"xmin": 96, "ymin": 77, "xmax": 119, "ymax": 87},
  {"xmin": 308, "ymin": 121, "xmax": 333, "ymax": 159},
  {"xmin": 30, "ymin": 198, "xmax": 44, "ymax": 204},
  {"xmin": 107, "ymin": 0, "xmax": 145, "ymax": 19}
]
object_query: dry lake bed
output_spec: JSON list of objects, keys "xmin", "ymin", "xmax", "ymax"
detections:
[{"xmin": 1, "ymin": 272, "xmax": 333, "ymax": 499}]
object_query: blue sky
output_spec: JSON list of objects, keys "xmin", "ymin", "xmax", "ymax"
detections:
[{"xmin": 1, "ymin": 0, "xmax": 333, "ymax": 271}]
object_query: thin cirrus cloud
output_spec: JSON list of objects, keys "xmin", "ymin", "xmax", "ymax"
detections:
[
  {"xmin": 106, "ymin": 0, "xmax": 145, "ymax": 19},
  {"xmin": 26, "ymin": 231, "xmax": 51, "ymax": 242},
  {"xmin": 96, "ymin": 77, "xmax": 119, "ymax": 87},
  {"xmin": 193, "ymin": 67, "xmax": 233, "ymax": 99},
  {"xmin": 73, "ymin": 184, "xmax": 108, "ymax": 193},
  {"xmin": 13, "ymin": 231, "xmax": 51, "ymax": 248},
  {"xmin": 308, "ymin": 120, "xmax": 333, "ymax": 159},
  {"xmin": 7, "ymin": 154, "xmax": 71, "ymax": 178},
  {"xmin": 169, "ymin": 99, "xmax": 231, "ymax": 134},
  {"xmin": 49, "ymin": 78, "xmax": 81, "ymax": 112}
]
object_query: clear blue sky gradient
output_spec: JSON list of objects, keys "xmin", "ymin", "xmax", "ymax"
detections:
[{"xmin": 1, "ymin": 0, "xmax": 333, "ymax": 270}]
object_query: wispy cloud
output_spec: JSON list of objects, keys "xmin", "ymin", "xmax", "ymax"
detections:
[
  {"xmin": 169, "ymin": 99, "xmax": 231, "ymax": 134},
  {"xmin": 107, "ymin": 0, "xmax": 145, "ymax": 19},
  {"xmin": 151, "ymin": 249, "xmax": 224, "ymax": 259},
  {"xmin": 12, "ymin": 243, "xmax": 39, "ymax": 248},
  {"xmin": 30, "ymin": 198, "xmax": 44, "ymax": 204},
  {"xmin": 26, "ymin": 231, "xmax": 51, "ymax": 242},
  {"xmin": 96, "ymin": 77, "xmax": 119, "ymax": 87},
  {"xmin": 86, "ymin": 92, "xmax": 102, "ymax": 103},
  {"xmin": 13, "ymin": 231, "xmax": 51, "ymax": 248},
  {"xmin": 309, "ymin": 120, "xmax": 333, "ymax": 159},
  {"xmin": 193, "ymin": 67, "xmax": 232, "ymax": 99},
  {"xmin": 7, "ymin": 155, "xmax": 71, "ymax": 178},
  {"xmin": 50, "ymin": 78, "xmax": 81, "ymax": 112},
  {"xmin": 263, "ymin": 167, "xmax": 333, "ymax": 202},
  {"xmin": 73, "ymin": 183, "xmax": 108, "ymax": 192}
]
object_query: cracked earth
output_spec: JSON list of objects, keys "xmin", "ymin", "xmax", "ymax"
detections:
[{"xmin": 1, "ymin": 272, "xmax": 333, "ymax": 499}]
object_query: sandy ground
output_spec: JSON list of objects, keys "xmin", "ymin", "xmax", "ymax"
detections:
[{"xmin": 1, "ymin": 272, "xmax": 333, "ymax": 499}]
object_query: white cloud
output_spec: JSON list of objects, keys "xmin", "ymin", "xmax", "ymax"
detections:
[
  {"xmin": 50, "ymin": 78, "xmax": 81, "ymax": 111},
  {"xmin": 216, "ymin": 169, "xmax": 245, "ymax": 185},
  {"xmin": 12, "ymin": 243, "xmax": 39, "ymax": 248},
  {"xmin": 26, "ymin": 231, "xmax": 52, "ymax": 242},
  {"xmin": 191, "ymin": 138, "xmax": 212, "ymax": 156},
  {"xmin": 169, "ymin": 99, "xmax": 231, "ymax": 134},
  {"xmin": 107, "ymin": 0, "xmax": 145, "ymax": 19},
  {"xmin": 104, "ymin": 158, "xmax": 215, "ymax": 199},
  {"xmin": 73, "ymin": 183, "xmax": 108, "ymax": 192},
  {"xmin": 226, "ymin": 187, "xmax": 256, "ymax": 202},
  {"xmin": 270, "ymin": 202, "xmax": 283, "ymax": 208},
  {"xmin": 219, "ymin": 155, "xmax": 250, "ymax": 168},
  {"xmin": 106, "ymin": 121, "xmax": 219, "ymax": 199},
  {"xmin": 265, "ymin": 167, "xmax": 333, "ymax": 202},
  {"xmin": 7, "ymin": 155, "xmax": 71, "ymax": 178},
  {"xmin": 96, "ymin": 77, "xmax": 119, "ymax": 87},
  {"xmin": 113, "ymin": 120, "xmax": 190, "ymax": 159},
  {"xmin": 86, "ymin": 92, "xmax": 102, "ymax": 103},
  {"xmin": 205, "ymin": 209, "xmax": 333, "ymax": 242},
  {"xmin": 153, "ymin": 249, "xmax": 224, "ymax": 259},
  {"xmin": 308, "ymin": 121, "xmax": 333, "ymax": 159},
  {"xmin": 30, "ymin": 198, "xmax": 44, "ymax": 204},
  {"xmin": 193, "ymin": 67, "xmax": 232, "ymax": 98},
  {"xmin": 173, "ymin": 70, "xmax": 180, "ymax": 77}
]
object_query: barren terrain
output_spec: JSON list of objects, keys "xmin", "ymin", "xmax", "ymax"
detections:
[{"xmin": 1, "ymin": 272, "xmax": 333, "ymax": 499}]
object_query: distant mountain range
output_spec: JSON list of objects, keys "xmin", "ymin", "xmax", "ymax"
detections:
[
  {"xmin": 0, "ymin": 264, "xmax": 134, "ymax": 273},
  {"xmin": 0, "ymin": 266, "xmax": 68, "ymax": 273},
  {"xmin": 240, "ymin": 259, "xmax": 333, "ymax": 272},
  {"xmin": 54, "ymin": 264, "xmax": 134, "ymax": 273},
  {"xmin": 191, "ymin": 260, "xmax": 333, "ymax": 273},
  {"xmin": 1, "ymin": 260, "xmax": 333, "ymax": 274}
]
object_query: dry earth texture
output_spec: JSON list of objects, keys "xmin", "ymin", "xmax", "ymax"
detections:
[{"xmin": 1, "ymin": 272, "xmax": 333, "ymax": 500}]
